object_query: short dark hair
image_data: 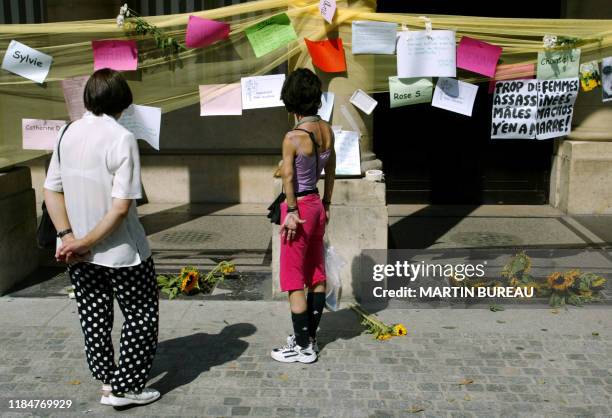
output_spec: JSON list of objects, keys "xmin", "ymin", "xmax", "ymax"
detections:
[
  {"xmin": 83, "ymin": 69, "xmax": 133, "ymax": 116},
  {"xmin": 280, "ymin": 68, "xmax": 322, "ymax": 116}
]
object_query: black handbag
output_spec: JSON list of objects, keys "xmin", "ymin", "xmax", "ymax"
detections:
[
  {"xmin": 266, "ymin": 191, "xmax": 286, "ymax": 225},
  {"xmin": 37, "ymin": 122, "xmax": 72, "ymax": 249},
  {"xmin": 267, "ymin": 127, "xmax": 319, "ymax": 225}
]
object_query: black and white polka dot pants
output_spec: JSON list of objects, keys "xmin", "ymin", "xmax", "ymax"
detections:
[{"xmin": 68, "ymin": 257, "xmax": 159, "ymax": 395}]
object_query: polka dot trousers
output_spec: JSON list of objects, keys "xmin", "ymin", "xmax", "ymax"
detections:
[{"xmin": 68, "ymin": 257, "xmax": 159, "ymax": 395}]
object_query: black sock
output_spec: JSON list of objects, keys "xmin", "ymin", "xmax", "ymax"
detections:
[
  {"xmin": 291, "ymin": 311, "xmax": 310, "ymax": 347},
  {"xmin": 307, "ymin": 292, "xmax": 325, "ymax": 339}
]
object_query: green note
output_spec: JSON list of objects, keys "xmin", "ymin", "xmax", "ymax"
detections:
[
  {"xmin": 245, "ymin": 13, "xmax": 298, "ymax": 58},
  {"xmin": 388, "ymin": 77, "xmax": 433, "ymax": 108},
  {"xmin": 537, "ymin": 48, "xmax": 580, "ymax": 80}
]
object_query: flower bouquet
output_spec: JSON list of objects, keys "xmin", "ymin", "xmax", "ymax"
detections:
[
  {"xmin": 157, "ymin": 261, "xmax": 236, "ymax": 300},
  {"xmin": 350, "ymin": 304, "xmax": 407, "ymax": 341}
]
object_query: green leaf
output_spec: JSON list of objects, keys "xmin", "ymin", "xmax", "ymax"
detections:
[
  {"xmin": 549, "ymin": 293, "xmax": 563, "ymax": 308},
  {"xmin": 566, "ymin": 293, "xmax": 583, "ymax": 307}
]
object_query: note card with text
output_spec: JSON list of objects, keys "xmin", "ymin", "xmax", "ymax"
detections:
[
  {"xmin": 456, "ymin": 36, "xmax": 502, "ymax": 77},
  {"xmin": 352, "ymin": 21, "xmax": 397, "ymax": 55},
  {"xmin": 199, "ymin": 84, "xmax": 242, "ymax": 116},
  {"xmin": 185, "ymin": 16, "xmax": 230, "ymax": 48},
  {"xmin": 22, "ymin": 119, "xmax": 66, "ymax": 150},
  {"xmin": 245, "ymin": 14, "xmax": 297, "ymax": 58},
  {"xmin": 2, "ymin": 40, "xmax": 53, "ymax": 84},
  {"xmin": 397, "ymin": 30, "xmax": 456, "ymax": 78}
]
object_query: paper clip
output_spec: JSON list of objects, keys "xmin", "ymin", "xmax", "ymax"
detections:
[{"xmin": 418, "ymin": 16, "xmax": 433, "ymax": 37}]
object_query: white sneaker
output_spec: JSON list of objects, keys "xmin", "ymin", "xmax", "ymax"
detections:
[
  {"xmin": 286, "ymin": 334, "xmax": 320, "ymax": 354},
  {"xmin": 108, "ymin": 388, "xmax": 160, "ymax": 407},
  {"xmin": 100, "ymin": 384, "xmax": 112, "ymax": 405},
  {"xmin": 271, "ymin": 338, "xmax": 317, "ymax": 363}
]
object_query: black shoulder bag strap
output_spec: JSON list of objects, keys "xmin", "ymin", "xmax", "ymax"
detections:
[{"xmin": 56, "ymin": 121, "xmax": 73, "ymax": 165}]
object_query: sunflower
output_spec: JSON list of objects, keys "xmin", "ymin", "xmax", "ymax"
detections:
[
  {"xmin": 376, "ymin": 333, "xmax": 392, "ymax": 341},
  {"xmin": 392, "ymin": 324, "xmax": 407, "ymax": 336},
  {"xmin": 547, "ymin": 271, "xmax": 575, "ymax": 291},
  {"xmin": 221, "ymin": 264, "xmax": 236, "ymax": 275},
  {"xmin": 180, "ymin": 271, "xmax": 199, "ymax": 293}
]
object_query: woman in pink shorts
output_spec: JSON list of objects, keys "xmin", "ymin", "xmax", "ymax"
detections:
[{"xmin": 271, "ymin": 69, "xmax": 336, "ymax": 364}]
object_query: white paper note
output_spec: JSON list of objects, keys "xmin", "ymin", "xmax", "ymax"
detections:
[
  {"xmin": 2, "ymin": 40, "xmax": 53, "ymax": 84},
  {"xmin": 118, "ymin": 104, "xmax": 162, "ymax": 150},
  {"xmin": 62, "ymin": 75, "xmax": 89, "ymax": 121},
  {"xmin": 432, "ymin": 78, "xmax": 478, "ymax": 116},
  {"xmin": 397, "ymin": 30, "xmax": 456, "ymax": 78},
  {"xmin": 352, "ymin": 21, "xmax": 397, "ymax": 55},
  {"xmin": 318, "ymin": 92, "xmax": 335, "ymax": 122},
  {"xmin": 334, "ymin": 130, "xmax": 361, "ymax": 175},
  {"xmin": 22, "ymin": 119, "xmax": 66, "ymax": 150},
  {"xmin": 241, "ymin": 74, "xmax": 285, "ymax": 110},
  {"xmin": 349, "ymin": 89, "xmax": 378, "ymax": 115},
  {"xmin": 319, "ymin": 0, "xmax": 336, "ymax": 24},
  {"xmin": 535, "ymin": 77, "xmax": 579, "ymax": 140}
]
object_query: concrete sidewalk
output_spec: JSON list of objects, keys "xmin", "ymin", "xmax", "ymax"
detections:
[{"xmin": 0, "ymin": 297, "xmax": 610, "ymax": 417}]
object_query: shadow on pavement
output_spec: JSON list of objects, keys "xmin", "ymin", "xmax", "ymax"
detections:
[{"xmin": 148, "ymin": 323, "xmax": 256, "ymax": 396}]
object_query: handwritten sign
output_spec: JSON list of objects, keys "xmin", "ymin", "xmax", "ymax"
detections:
[
  {"xmin": 241, "ymin": 74, "xmax": 285, "ymax": 109},
  {"xmin": 334, "ymin": 130, "xmax": 361, "ymax": 175},
  {"xmin": 535, "ymin": 77, "xmax": 579, "ymax": 140},
  {"xmin": 537, "ymin": 48, "xmax": 580, "ymax": 80},
  {"xmin": 491, "ymin": 80, "xmax": 538, "ymax": 139},
  {"xmin": 456, "ymin": 36, "xmax": 502, "ymax": 77},
  {"xmin": 352, "ymin": 21, "xmax": 397, "ymax": 55},
  {"xmin": 305, "ymin": 38, "xmax": 346, "ymax": 73},
  {"xmin": 62, "ymin": 75, "xmax": 89, "ymax": 121},
  {"xmin": 397, "ymin": 30, "xmax": 456, "ymax": 78},
  {"xmin": 318, "ymin": 92, "xmax": 335, "ymax": 122},
  {"xmin": 245, "ymin": 13, "xmax": 297, "ymax": 58},
  {"xmin": 92, "ymin": 40, "xmax": 138, "ymax": 71},
  {"xmin": 185, "ymin": 16, "xmax": 230, "ymax": 48},
  {"xmin": 199, "ymin": 83, "xmax": 242, "ymax": 116},
  {"xmin": 491, "ymin": 78, "xmax": 579, "ymax": 140},
  {"xmin": 319, "ymin": 0, "xmax": 336, "ymax": 24},
  {"xmin": 2, "ymin": 40, "xmax": 52, "ymax": 84},
  {"xmin": 488, "ymin": 63, "xmax": 535, "ymax": 93},
  {"xmin": 22, "ymin": 119, "xmax": 66, "ymax": 150},
  {"xmin": 117, "ymin": 104, "xmax": 161, "ymax": 150},
  {"xmin": 388, "ymin": 77, "xmax": 432, "ymax": 108},
  {"xmin": 432, "ymin": 78, "xmax": 478, "ymax": 116}
]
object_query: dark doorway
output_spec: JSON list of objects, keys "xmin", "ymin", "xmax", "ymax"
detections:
[{"xmin": 374, "ymin": 1, "xmax": 562, "ymax": 204}]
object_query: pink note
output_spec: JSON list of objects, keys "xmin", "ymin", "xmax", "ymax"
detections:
[
  {"xmin": 92, "ymin": 40, "xmax": 138, "ymax": 71},
  {"xmin": 22, "ymin": 119, "xmax": 67, "ymax": 150},
  {"xmin": 62, "ymin": 75, "xmax": 89, "ymax": 121},
  {"xmin": 185, "ymin": 15, "xmax": 230, "ymax": 48},
  {"xmin": 487, "ymin": 63, "xmax": 536, "ymax": 93},
  {"xmin": 457, "ymin": 36, "xmax": 502, "ymax": 77},
  {"xmin": 199, "ymin": 84, "xmax": 242, "ymax": 116}
]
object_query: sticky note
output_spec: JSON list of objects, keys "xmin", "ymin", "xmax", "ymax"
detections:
[
  {"xmin": 305, "ymin": 38, "xmax": 346, "ymax": 73},
  {"xmin": 456, "ymin": 36, "xmax": 502, "ymax": 77},
  {"xmin": 245, "ymin": 13, "xmax": 297, "ymax": 58},
  {"xmin": 185, "ymin": 16, "xmax": 230, "ymax": 48},
  {"xmin": 92, "ymin": 40, "xmax": 138, "ymax": 71}
]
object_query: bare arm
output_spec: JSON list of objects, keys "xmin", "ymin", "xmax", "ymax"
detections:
[
  {"xmin": 281, "ymin": 133, "xmax": 297, "ymax": 208},
  {"xmin": 43, "ymin": 189, "xmax": 72, "ymax": 234},
  {"xmin": 323, "ymin": 131, "xmax": 336, "ymax": 204},
  {"xmin": 280, "ymin": 133, "xmax": 305, "ymax": 241}
]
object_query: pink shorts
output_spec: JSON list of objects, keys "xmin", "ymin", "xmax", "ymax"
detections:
[{"xmin": 280, "ymin": 194, "xmax": 326, "ymax": 292}]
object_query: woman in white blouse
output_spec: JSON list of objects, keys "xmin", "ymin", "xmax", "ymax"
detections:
[{"xmin": 44, "ymin": 69, "xmax": 159, "ymax": 407}]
